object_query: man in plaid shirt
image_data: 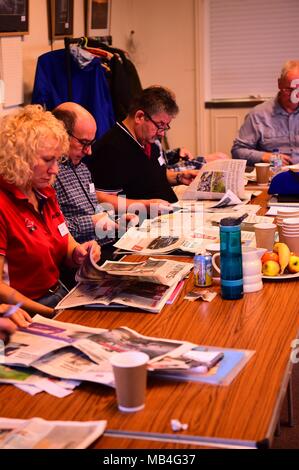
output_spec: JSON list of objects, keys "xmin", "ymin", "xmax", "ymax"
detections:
[{"xmin": 53, "ymin": 103, "xmax": 137, "ymax": 244}]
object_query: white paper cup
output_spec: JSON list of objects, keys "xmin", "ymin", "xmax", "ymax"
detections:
[
  {"xmin": 110, "ymin": 351, "xmax": 149, "ymax": 412},
  {"xmin": 254, "ymin": 223, "xmax": 277, "ymax": 251}
]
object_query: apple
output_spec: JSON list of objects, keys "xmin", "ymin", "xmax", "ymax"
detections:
[
  {"xmin": 262, "ymin": 260, "xmax": 280, "ymax": 276},
  {"xmin": 288, "ymin": 254, "xmax": 299, "ymax": 273},
  {"xmin": 261, "ymin": 251, "xmax": 279, "ymax": 264}
]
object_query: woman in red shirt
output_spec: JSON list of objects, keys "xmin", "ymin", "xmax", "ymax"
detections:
[{"xmin": 0, "ymin": 105, "xmax": 100, "ymax": 319}]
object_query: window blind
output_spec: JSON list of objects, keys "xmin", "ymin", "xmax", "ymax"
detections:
[{"xmin": 206, "ymin": 0, "xmax": 299, "ymax": 100}]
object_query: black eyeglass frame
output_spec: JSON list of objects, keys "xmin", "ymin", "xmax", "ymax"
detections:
[
  {"xmin": 142, "ymin": 110, "xmax": 171, "ymax": 132},
  {"xmin": 68, "ymin": 132, "xmax": 97, "ymax": 151}
]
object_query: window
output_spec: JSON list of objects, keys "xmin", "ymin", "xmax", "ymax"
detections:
[{"xmin": 205, "ymin": 0, "xmax": 299, "ymax": 100}]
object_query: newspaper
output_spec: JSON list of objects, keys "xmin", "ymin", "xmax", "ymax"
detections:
[
  {"xmin": 76, "ymin": 248, "xmax": 193, "ymax": 287},
  {"xmin": 0, "ymin": 417, "xmax": 106, "ymax": 449},
  {"xmin": 56, "ymin": 278, "xmax": 179, "ymax": 313},
  {"xmin": 3, "ymin": 316, "xmax": 254, "ymax": 387},
  {"xmin": 113, "ymin": 226, "xmax": 184, "ymax": 254},
  {"xmin": 114, "ymin": 225, "xmax": 256, "ymax": 255},
  {"xmin": 87, "ymin": 258, "xmax": 193, "ymax": 287},
  {"xmin": 182, "ymin": 159, "xmax": 247, "ymax": 200}
]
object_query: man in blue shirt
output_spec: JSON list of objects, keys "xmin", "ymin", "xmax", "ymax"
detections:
[
  {"xmin": 53, "ymin": 102, "xmax": 137, "ymax": 244},
  {"xmin": 232, "ymin": 60, "xmax": 299, "ymax": 166}
]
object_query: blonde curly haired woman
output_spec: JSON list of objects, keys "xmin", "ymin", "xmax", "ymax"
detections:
[{"xmin": 0, "ymin": 105, "xmax": 100, "ymax": 320}]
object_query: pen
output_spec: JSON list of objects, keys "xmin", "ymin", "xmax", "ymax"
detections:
[{"xmin": 2, "ymin": 302, "xmax": 23, "ymax": 318}]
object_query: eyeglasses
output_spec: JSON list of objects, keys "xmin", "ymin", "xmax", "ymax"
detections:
[
  {"xmin": 281, "ymin": 87, "xmax": 299, "ymax": 94},
  {"xmin": 143, "ymin": 111, "xmax": 171, "ymax": 132},
  {"xmin": 68, "ymin": 132, "xmax": 96, "ymax": 151}
]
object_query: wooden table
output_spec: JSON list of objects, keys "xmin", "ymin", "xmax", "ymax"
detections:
[{"xmin": 1, "ymin": 191, "xmax": 298, "ymax": 449}]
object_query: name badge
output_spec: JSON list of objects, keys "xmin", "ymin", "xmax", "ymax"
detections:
[
  {"xmin": 58, "ymin": 222, "xmax": 69, "ymax": 237},
  {"xmin": 158, "ymin": 156, "xmax": 166, "ymax": 166},
  {"xmin": 89, "ymin": 183, "xmax": 95, "ymax": 193}
]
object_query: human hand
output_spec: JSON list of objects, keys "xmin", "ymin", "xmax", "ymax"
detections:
[
  {"xmin": 179, "ymin": 170, "xmax": 198, "ymax": 185},
  {"xmin": 179, "ymin": 148, "xmax": 194, "ymax": 160},
  {"xmin": 0, "ymin": 317, "xmax": 16, "ymax": 344},
  {"xmin": 118, "ymin": 213, "xmax": 139, "ymax": 231},
  {"xmin": 262, "ymin": 152, "xmax": 292, "ymax": 165},
  {"xmin": 72, "ymin": 241, "xmax": 101, "ymax": 266},
  {"xmin": 0, "ymin": 303, "xmax": 32, "ymax": 328},
  {"xmin": 205, "ymin": 152, "xmax": 229, "ymax": 162}
]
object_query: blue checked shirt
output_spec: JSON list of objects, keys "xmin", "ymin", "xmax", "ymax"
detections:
[
  {"xmin": 232, "ymin": 97, "xmax": 299, "ymax": 166},
  {"xmin": 54, "ymin": 159, "xmax": 104, "ymax": 243}
]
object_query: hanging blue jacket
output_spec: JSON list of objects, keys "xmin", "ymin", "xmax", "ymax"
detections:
[{"xmin": 31, "ymin": 49, "xmax": 115, "ymax": 139}]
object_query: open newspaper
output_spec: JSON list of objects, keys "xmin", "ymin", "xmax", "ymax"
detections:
[
  {"xmin": 114, "ymin": 225, "xmax": 256, "ymax": 256},
  {"xmin": 0, "ymin": 417, "xmax": 106, "ymax": 449},
  {"xmin": 2, "ymin": 315, "xmax": 254, "ymax": 387},
  {"xmin": 76, "ymin": 249, "xmax": 193, "ymax": 287},
  {"xmin": 54, "ymin": 249, "xmax": 193, "ymax": 313},
  {"xmin": 182, "ymin": 159, "xmax": 247, "ymax": 200}
]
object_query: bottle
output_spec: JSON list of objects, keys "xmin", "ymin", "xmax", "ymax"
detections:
[
  {"xmin": 219, "ymin": 217, "xmax": 243, "ymax": 300},
  {"xmin": 270, "ymin": 149, "xmax": 282, "ymax": 178}
]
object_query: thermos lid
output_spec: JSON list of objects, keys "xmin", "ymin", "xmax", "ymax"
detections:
[{"xmin": 220, "ymin": 213, "xmax": 248, "ymax": 227}]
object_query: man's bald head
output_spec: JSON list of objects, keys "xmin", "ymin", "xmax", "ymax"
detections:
[{"xmin": 53, "ymin": 102, "xmax": 97, "ymax": 164}]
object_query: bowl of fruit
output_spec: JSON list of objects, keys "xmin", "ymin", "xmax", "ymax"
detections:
[{"xmin": 261, "ymin": 242, "xmax": 299, "ymax": 281}]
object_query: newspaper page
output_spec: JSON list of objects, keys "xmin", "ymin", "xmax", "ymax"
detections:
[
  {"xmin": 76, "ymin": 248, "xmax": 193, "ymax": 286},
  {"xmin": 55, "ymin": 278, "xmax": 179, "ymax": 313},
  {"xmin": 0, "ymin": 417, "xmax": 106, "ymax": 449},
  {"xmin": 2, "ymin": 316, "xmax": 254, "ymax": 386},
  {"xmin": 182, "ymin": 159, "xmax": 247, "ymax": 200},
  {"xmin": 92, "ymin": 258, "xmax": 193, "ymax": 287},
  {"xmin": 113, "ymin": 226, "xmax": 183, "ymax": 254}
]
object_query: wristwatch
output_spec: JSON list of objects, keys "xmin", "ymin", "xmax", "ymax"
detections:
[{"xmin": 176, "ymin": 173, "xmax": 182, "ymax": 185}]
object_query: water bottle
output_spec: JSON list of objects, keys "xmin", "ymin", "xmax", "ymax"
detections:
[
  {"xmin": 219, "ymin": 217, "xmax": 243, "ymax": 300},
  {"xmin": 270, "ymin": 149, "xmax": 282, "ymax": 178}
]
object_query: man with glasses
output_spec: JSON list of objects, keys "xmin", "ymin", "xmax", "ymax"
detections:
[
  {"xmin": 53, "ymin": 102, "xmax": 137, "ymax": 245},
  {"xmin": 89, "ymin": 86, "xmax": 198, "ymax": 211},
  {"xmin": 232, "ymin": 60, "xmax": 299, "ymax": 166}
]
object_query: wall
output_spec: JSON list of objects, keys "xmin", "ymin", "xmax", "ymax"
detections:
[{"xmin": 0, "ymin": 0, "xmax": 250, "ymax": 156}]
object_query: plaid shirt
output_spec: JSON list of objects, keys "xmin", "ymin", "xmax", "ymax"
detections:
[{"xmin": 54, "ymin": 159, "xmax": 103, "ymax": 243}]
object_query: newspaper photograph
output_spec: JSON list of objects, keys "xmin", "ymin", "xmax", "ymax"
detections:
[
  {"xmin": 56, "ymin": 278, "xmax": 179, "ymax": 313},
  {"xmin": 182, "ymin": 159, "xmax": 247, "ymax": 200},
  {"xmin": 0, "ymin": 417, "xmax": 106, "ymax": 449}
]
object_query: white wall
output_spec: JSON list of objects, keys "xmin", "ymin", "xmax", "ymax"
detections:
[{"xmin": 0, "ymin": 0, "xmax": 246, "ymax": 155}]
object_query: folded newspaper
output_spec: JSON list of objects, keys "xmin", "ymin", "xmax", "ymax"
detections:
[
  {"xmin": 2, "ymin": 315, "xmax": 254, "ymax": 386},
  {"xmin": 182, "ymin": 159, "xmax": 247, "ymax": 200},
  {"xmin": 81, "ymin": 257, "xmax": 193, "ymax": 287},
  {"xmin": 0, "ymin": 417, "xmax": 106, "ymax": 449}
]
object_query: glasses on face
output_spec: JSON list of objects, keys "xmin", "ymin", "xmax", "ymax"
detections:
[
  {"xmin": 143, "ymin": 111, "xmax": 171, "ymax": 132},
  {"xmin": 281, "ymin": 87, "xmax": 299, "ymax": 94},
  {"xmin": 68, "ymin": 132, "xmax": 96, "ymax": 151}
]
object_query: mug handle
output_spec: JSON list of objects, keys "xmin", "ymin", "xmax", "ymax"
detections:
[{"xmin": 212, "ymin": 253, "xmax": 221, "ymax": 274}]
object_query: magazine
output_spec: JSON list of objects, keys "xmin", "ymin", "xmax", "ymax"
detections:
[
  {"xmin": 2, "ymin": 316, "xmax": 254, "ymax": 387},
  {"xmin": 182, "ymin": 159, "xmax": 247, "ymax": 200},
  {"xmin": 0, "ymin": 417, "xmax": 106, "ymax": 449},
  {"xmin": 76, "ymin": 250, "xmax": 193, "ymax": 287}
]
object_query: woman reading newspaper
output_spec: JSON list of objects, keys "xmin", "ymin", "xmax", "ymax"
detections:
[{"xmin": 0, "ymin": 106, "xmax": 100, "ymax": 319}]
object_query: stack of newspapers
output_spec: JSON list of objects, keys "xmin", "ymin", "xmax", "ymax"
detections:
[{"xmin": 56, "ymin": 250, "xmax": 193, "ymax": 313}]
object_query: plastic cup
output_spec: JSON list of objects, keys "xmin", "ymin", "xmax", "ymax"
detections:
[{"xmin": 110, "ymin": 351, "xmax": 149, "ymax": 412}]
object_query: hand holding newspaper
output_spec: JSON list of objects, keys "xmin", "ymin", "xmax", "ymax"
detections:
[{"xmin": 182, "ymin": 159, "xmax": 247, "ymax": 200}]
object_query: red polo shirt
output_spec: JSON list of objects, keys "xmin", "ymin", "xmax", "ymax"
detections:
[{"xmin": 0, "ymin": 178, "xmax": 69, "ymax": 299}]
